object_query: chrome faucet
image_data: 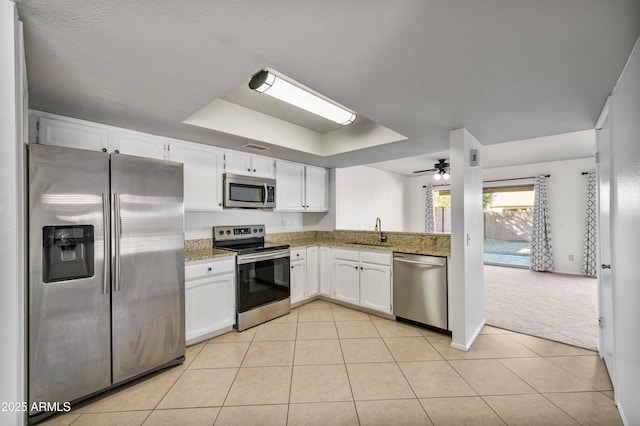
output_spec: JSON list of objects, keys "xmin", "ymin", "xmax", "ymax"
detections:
[{"xmin": 374, "ymin": 217, "xmax": 387, "ymax": 243}]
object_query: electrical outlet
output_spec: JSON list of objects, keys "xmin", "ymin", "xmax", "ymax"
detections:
[{"xmin": 568, "ymin": 254, "xmax": 574, "ymax": 261}]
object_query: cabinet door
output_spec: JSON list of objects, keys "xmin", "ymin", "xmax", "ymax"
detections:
[
  {"xmin": 185, "ymin": 272, "xmax": 235, "ymax": 343},
  {"xmin": 169, "ymin": 140, "xmax": 224, "ymax": 211},
  {"xmin": 290, "ymin": 259, "xmax": 307, "ymax": 304},
  {"xmin": 306, "ymin": 246, "xmax": 319, "ymax": 297},
  {"xmin": 333, "ymin": 259, "xmax": 360, "ymax": 305},
  {"xmin": 224, "ymin": 151, "xmax": 252, "ymax": 176},
  {"xmin": 38, "ymin": 116, "xmax": 109, "ymax": 152},
  {"xmin": 305, "ymin": 166, "xmax": 328, "ymax": 211},
  {"xmin": 319, "ymin": 246, "xmax": 333, "ymax": 296},
  {"xmin": 109, "ymin": 129, "xmax": 166, "ymax": 159},
  {"xmin": 251, "ymin": 155, "xmax": 276, "ymax": 179},
  {"xmin": 360, "ymin": 263, "xmax": 392, "ymax": 314},
  {"xmin": 275, "ymin": 160, "xmax": 305, "ymax": 211}
]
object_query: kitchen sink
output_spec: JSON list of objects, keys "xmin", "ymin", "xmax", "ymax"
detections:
[{"xmin": 345, "ymin": 241, "xmax": 392, "ymax": 247}]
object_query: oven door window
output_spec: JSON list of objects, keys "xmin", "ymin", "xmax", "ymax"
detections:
[
  {"xmin": 237, "ymin": 256, "xmax": 290, "ymax": 313},
  {"xmin": 229, "ymin": 183, "xmax": 264, "ymax": 203}
]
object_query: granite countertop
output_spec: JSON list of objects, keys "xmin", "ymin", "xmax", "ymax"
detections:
[
  {"xmin": 185, "ymin": 230, "xmax": 451, "ymax": 262},
  {"xmin": 269, "ymin": 230, "xmax": 451, "ymax": 257}
]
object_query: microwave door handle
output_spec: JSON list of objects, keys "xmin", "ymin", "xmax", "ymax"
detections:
[{"xmin": 263, "ymin": 183, "xmax": 268, "ymax": 207}]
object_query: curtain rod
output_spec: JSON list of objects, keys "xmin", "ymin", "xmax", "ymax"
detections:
[{"xmin": 423, "ymin": 174, "xmax": 550, "ymax": 188}]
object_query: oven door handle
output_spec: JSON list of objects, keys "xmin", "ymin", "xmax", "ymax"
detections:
[{"xmin": 237, "ymin": 249, "xmax": 290, "ymax": 264}]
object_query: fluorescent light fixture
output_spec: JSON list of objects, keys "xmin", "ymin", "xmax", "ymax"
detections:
[{"xmin": 249, "ymin": 70, "xmax": 356, "ymax": 126}]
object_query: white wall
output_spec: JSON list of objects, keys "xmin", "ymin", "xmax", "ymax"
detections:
[
  {"xmin": 335, "ymin": 165, "xmax": 409, "ymax": 231},
  {"xmin": 484, "ymin": 157, "xmax": 596, "ymax": 275},
  {"xmin": 449, "ymin": 129, "xmax": 485, "ymax": 350},
  {"xmin": 0, "ymin": 4, "xmax": 25, "ymax": 425},
  {"xmin": 609, "ymin": 37, "xmax": 640, "ymax": 425},
  {"xmin": 185, "ymin": 210, "xmax": 305, "ymax": 239}
]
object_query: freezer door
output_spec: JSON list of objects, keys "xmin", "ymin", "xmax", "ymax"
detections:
[
  {"xmin": 111, "ymin": 154, "xmax": 185, "ymax": 383},
  {"xmin": 28, "ymin": 144, "xmax": 111, "ymax": 415}
]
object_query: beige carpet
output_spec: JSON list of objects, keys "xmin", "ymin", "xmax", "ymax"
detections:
[{"xmin": 484, "ymin": 265, "xmax": 599, "ymax": 349}]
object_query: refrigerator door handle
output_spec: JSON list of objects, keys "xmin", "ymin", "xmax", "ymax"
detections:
[
  {"xmin": 102, "ymin": 193, "xmax": 110, "ymax": 294},
  {"xmin": 113, "ymin": 193, "xmax": 121, "ymax": 292}
]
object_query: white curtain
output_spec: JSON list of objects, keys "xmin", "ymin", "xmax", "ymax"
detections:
[
  {"xmin": 582, "ymin": 170, "xmax": 598, "ymax": 277},
  {"xmin": 531, "ymin": 174, "xmax": 554, "ymax": 272},
  {"xmin": 424, "ymin": 184, "xmax": 435, "ymax": 233}
]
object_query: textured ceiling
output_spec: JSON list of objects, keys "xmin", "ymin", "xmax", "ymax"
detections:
[{"xmin": 15, "ymin": 0, "xmax": 640, "ymax": 170}]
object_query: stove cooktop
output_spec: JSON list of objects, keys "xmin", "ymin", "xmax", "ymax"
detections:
[{"xmin": 212, "ymin": 225, "xmax": 289, "ymax": 254}]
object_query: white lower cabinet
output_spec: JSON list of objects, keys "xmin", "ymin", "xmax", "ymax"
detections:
[
  {"xmin": 333, "ymin": 248, "xmax": 392, "ymax": 314},
  {"xmin": 290, "ymin": 248, "xmax": 307, "ymax": 305},
  {"xmin": 185, "ymin": 258, "xmax": 235, "ymax": 344},
  {"xmin": 306, "ymin": 246, "xmax": 319, "ymax": 298},
  {"xmin": 319, "ymin": 246, "xmax": 333, "ymax": 297}
]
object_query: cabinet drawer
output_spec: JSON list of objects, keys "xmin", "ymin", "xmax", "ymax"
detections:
[
  {"xmin": 290, "ymin": 248, "xmax": 306, "ymax": 261},
  {"xmin": 360, "ymin": 250, "xmax": 392, "ymax": 266},
  {"xmin": 334, "ymin": 248, "xmax": 359, "ymax": 262},
  {"xmin": 186, "ymin": 258, "xmax": 235, "ymax": 281}
]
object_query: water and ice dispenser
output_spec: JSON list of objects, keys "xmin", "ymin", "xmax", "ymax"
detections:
[{"xmin": 42, "ymin": 225, "xmax": 95, "ymax": 282}]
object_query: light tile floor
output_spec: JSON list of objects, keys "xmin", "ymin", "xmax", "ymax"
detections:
[{"xmin": 43, "ymin": 300, "xmax": 621, "ymax": 425}]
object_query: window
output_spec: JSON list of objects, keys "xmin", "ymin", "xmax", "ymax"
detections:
[{"xmin": 483, "ymin": 185, "xmax": 534, "ymax": 267}]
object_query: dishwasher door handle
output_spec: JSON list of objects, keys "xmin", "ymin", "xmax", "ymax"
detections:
[{"xmin": 394, "ymin": 258, "xmax": 443, "ymax": 267}]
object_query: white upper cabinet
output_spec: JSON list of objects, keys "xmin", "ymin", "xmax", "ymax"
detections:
[
  {"xmin": 275, "ymin": 160, "xmax": 328, "ymax": 212},
  {"xmin": 109, "ymin": 129, "xmax": 166, "ymax": 160},
  {"xmin": 304, "ymin": 166, "xmax": 328, "ymax": 211},
  {"xmin": 224, "ymin": 151, "xmax": 276, "ymax": 179},
  {"xmin": 35, "ymin": 113, "xmax": 166, "ymax": 160},
  {"xmin": 167, "ymin": 139, "xmax": 224, "ymax": 211},
  {"xmin": 275, "ymin": 160, "xmax": 305, "ymax": 211},
  {"xmin": 38, "ymin": 115, "xmax": 109, "ymax": 152}
]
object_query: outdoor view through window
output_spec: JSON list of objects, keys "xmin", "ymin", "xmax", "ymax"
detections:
[{"xmin": 433, "ymin": 186, "xmax": 535, "ymax": 267}]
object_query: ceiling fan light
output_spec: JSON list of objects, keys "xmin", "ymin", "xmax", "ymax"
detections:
[
  {"xmin": 443, "ymin": 171, "xmax": 450, "ymax": 180},
  {"xmin": 434, "ymin": 173, "xmax": 442, "ymax": 181},
  {"xmin": 249, "ymin": 70, "xmax": 357, "ymax": 126}
]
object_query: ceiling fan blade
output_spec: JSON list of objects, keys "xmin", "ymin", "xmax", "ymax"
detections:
[{"xmin": 412, "ymin": 168, "xmax": 437, "ymax": 174}]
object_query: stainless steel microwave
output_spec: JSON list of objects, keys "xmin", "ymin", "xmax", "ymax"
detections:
[{"xmin": 223, "ymin": 173, "xmax": 276, "ymax": 209}]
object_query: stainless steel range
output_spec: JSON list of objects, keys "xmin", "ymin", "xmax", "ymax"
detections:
[{"xmin": 213, "ymin": 225, "xmax": 290, "ymax": 331}]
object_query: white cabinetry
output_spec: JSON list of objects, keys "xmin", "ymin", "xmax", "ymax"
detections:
[
  {"xmin": 275, "ymin": 161, "xmax": 305, "ymax": 211},
  {"xmin": 225, "ymin": 151, "xmax": 276, "ymax": 178},
  {"xmin": 37, "ymin": 115, "xmax": 109, "ymax": 152},
  {"xmin": 185, "ymin": 258, "xmax": 236, "ymax": 345},
  {"xmin": 333, "ymin": 249, "xmax": 360, "ymax": 305},
  {"xmin": 109, "ymin": 129, "xmax": 166, "ymax": 160},
  {"xmin": 306, "ymin": 246, "xmax": 319, "ymax": 298},
  {"xmin": 168, "ymin": 139, "xmax": 224, "ymax": 211},
  {"xmin": 275, "ymin": 160, "xmax": 328, "ymax": 212},
  {"xmin": 35, "ymin": 113, "xmax": 166, "ymax": 159},
  {"xmin": 359, "ymin": 251, "xmax": 392, "ymax": 314},
  {"xmin": 333, "ymin": 248, "xmax": 392, "ymax": 314},
  {"xmin": 319, "ymin": 246, "xmax": 333, "ymax": 296},
  {"xmin": 304, "ymin": 166, "xmax": 328, "ymax": 211},
  {"xmin": 290, "ymin": 248, "xmax": 307, "ymax": 305}
]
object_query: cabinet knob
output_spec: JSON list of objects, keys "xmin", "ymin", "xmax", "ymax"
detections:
[
  {"xmin": 360, "ymin": 266, "xmax": 363, "ymax": 270},
  {"xmin": 253, "ymin": 169, "xmax": 256, "ymax": 173},
  {"xmin": 207, "ymin": 267, "xmax": 212, "ymax": 271},
  {"xmin": 114, "ymin": 149, "xmax": 120, "ymax": 154},
  {"xmin": 296, "ymin": 253, "xmax": 300, "ymax": 257},
  {"xmin": 219, "ymin": 203, "xmax": 222, "ymax": 206},
  {"xmin": 101, "ymin": 148, "xmax": 107, "ymax": 153},
  {"xmin": 291, "ymin": 265, "xmax": 294, "ymax": 269},
  {"xmin": 354, "ymin": 266, "xmax": 358, "ymax": 270},
  {"xmin": 247, "ymin": 168, "xmax": 251, "ymax": 172}
]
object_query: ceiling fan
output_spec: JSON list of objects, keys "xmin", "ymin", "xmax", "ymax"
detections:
[{"xmin": 413, "ymin": 159, "xmax": 451, "ymax": 180}]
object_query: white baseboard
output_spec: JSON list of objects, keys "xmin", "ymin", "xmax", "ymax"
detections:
[{"xmin": 451, "ymin": 319, "xmax": 486, "ymax": 352}]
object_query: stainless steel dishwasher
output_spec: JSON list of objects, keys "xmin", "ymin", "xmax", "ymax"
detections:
[{"xmin": 393, "ymin": 253, "xmax": 448, "ymax": 330}]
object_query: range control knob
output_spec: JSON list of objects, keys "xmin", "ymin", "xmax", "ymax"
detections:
[
  {"xmin": 226, "ymin": 230, "xmax": 231, "ymax": 235},
  {"xmin": 218, "ymin": 231, "xmax": 224, "ymax": 235},
  {"xmin": 253, "ymin": 228, "xmax": 257, "ymax": 233},
  {"xmin": 259, "ymin": 228, "xmax": 263, "ymax": 232}
]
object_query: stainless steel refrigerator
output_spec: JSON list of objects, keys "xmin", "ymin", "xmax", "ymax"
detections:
[{"xmin": 28, "ymin": 144, "xmax": 185, "ymax": 421}]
